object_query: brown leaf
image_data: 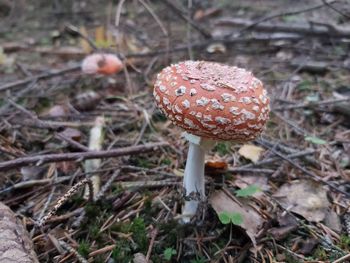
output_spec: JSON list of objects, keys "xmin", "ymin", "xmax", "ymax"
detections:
[
  {"xmin": 274, "ymin": 180, "xmax": 330, "ymax": 222},
  {"xmin": 268, "ymin": 225, "xmax": 298, "ymax": 241},
  {"xmin": 296, "ymin": 238, "xmax": 319, "ymax": 255},
  {"xmin": 209, "ymin": 190, "xmax": 265, "ymax": 246},
  {"xmin": 20, "ymin": 166, "xmax": 45, "ymax": 181},
  {"xmin": 235, "ymin": 174, "xmax": 270, "ymax": 192},
  {"xmin": 133, "ymin": 253, "xmax": 152, "ymax": 263},
  {"xmin": 323, "ymin": 209, "xmax": 341, "ymax": 233},
  {"xmin": 56, "ymin": 161, "xmax": 78, "ymax": 174},
  {"xmin": 238, "ymin": 144, "xmax": 264, "ymax": 163},
  {"xmin": 193, "ymin": 7, "xmax": 221, "ymax": 21},
  {"xmin": 71, "ymin": 91, "xmax": 102, "ymax": 111},
  {"xmin": 47, "ymin": 105, "xmax": 69, "ymax": 118},
  {"xmin": 59, "ymin": 128, "xmax": 82, "ymax": 142},
  {"xmin": 79, "ymin": 26, "xmax": 92, "ymax": 53}
]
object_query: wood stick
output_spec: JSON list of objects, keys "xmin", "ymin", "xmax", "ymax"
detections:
[
  {"xmin": 256, "ymin": 139, "xmax": 350, "ymax": 198},
  {"xmin": 0, "ymin": 65, "xmax": 80, "ymax": 92},
  {"xmin": 216, "ymin": 17, "xmax": 350, "ymax": 38},
  {"xmin": 0, "ymin": 142, "xmax": 168, "ymax": 172}
]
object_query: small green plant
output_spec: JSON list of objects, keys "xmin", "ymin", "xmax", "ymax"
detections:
[
  {"xmin": 214, "ymin": 142, "xmax": 230, "ymax": 156},
  {"xmin": 218, "ymin": 211, "xmax": 243, "ymax": 225},
  {"xmin": 163, "ymin": 247, "xmax": 177, "ymax": 261},
  {"xmin": 305, "ymin": 136, "xmax": 327, "ymax": 145},
  {"xmin": 235, "ymin": 185, "xmax": 261, "ymax": 197}
]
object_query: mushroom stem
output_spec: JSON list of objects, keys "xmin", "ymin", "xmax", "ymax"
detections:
[
  {"xmin": 182, "ymin": 141, "xmax": 206, "ymax": 222},
  {"xmin": 182, "ymin": 134, "xmax": 215, "ymax": 223}
]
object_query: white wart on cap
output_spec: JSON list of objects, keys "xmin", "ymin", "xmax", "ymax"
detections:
[{"xmin": 153, "ymin": 61, "xmax": 270, "ymax": 141}]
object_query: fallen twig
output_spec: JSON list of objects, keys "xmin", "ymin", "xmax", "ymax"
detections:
[
  {"xmin": 59, "ymin": 240, "xmax": 88, "ymax": 263},
  {"xmin": 221, "ymin": 0, "xmax": 337, "ymax": 36},
  {"xmin": 333, "ymin": 252, "xmax": 350, "ymax": 263},
  {"xmin": 0, "ymin": 176, "xmax": 71, "ymax": 195},
  {"xmin": 217, "ymin": 17, "xmax": 350, "ymax": 38},
  {"xmin": 257, "ymin": 139, "xmax": 350, "ymax": 198},
  {"xmin": 234, "ymin": 149, "xmax": 316, "ymax": 170},
  {"xmin": 0, "ymin": 142, "xmax": 168, "ymax": 171},
  {"xmin": 0, "ymin": 65, "xmax": 80, "ymax": 92},
  {"xmin": 162, "ymin": 0, "xmax": 211, "ymax": 38},
  {"xmin": 273, "ymin": 97, "xmax": 350, "ymax": 111}
]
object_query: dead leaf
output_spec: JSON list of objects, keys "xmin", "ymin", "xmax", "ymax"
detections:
[
  {"xmin": 274, "ymin": 180, "xmax": 330, "ymax": 222},
  {"xmin": 59, "ymin": 128, "xmax": 82, "ymax": 142},
  {"xmin": 238, "ymin": 144, "xmax": 264, "ymax": 163},
  {"xmin": 209, "ymin": 190, "xmax": 265, "ymax": 246},
  {"xmin": 235, "ymin": 174, "xmax": 270, "ymax": 192},
  {"xmin": 296, "ymin": 238, "xmax": 319, "ymax": 255},
  {"xmin": 133, "ymin": 253, "xmax": 151, "ymax": 263},
  {"xmin": 56, "ymin": 161, "xmax": 78, "ymax": 174},
  {"xmin": 267, "ymin": 213, "xmax": 299, "ymax": 240},
  {"xmin": 173, "ymin": 169, "xmax": 184, "ymax": 177},
  {"xmin": 79, "ymin": 26, "xmax": 93, "ymax": 54},
  {"xmin": 193, "ymin": 7, "xmax": 221, "ymax": 21},
  {"xmin": 323, "ymin": 209, "xmax": 341, "ymax": 233},
  {"xmin": 21, "ymin": 166, "xmax": 45, "ymax": 181},
  {"xmin": 71, "ymin": 91, "xmax": 102, "ymax": 111},
  {"xmin": 94, "ymin": 26, "xmax": 113, "ymax": 48},
  {"xmin": 47, "ymin": 105, "xmax": 68, "ymax": 118},
  {"xmin": 268, "ymin": 225, "xmax": 298, "ymax": 240}
]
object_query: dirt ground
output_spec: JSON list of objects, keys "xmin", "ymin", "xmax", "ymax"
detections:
[{"xmin": 0, "ymin": 0, "xmax": 350, "ymax": 262}]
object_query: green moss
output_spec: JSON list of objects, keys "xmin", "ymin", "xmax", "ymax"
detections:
[
  {"xmin": 84, "ymin": 203, "xmax": 102, "ymax": 218},
  {"xmin": 339, "ymin": 234, "xmax": 350, "ymax": 250},
  {"xmin": 77, "ymin": 240, "xmax": 90, "ymax": 258},
  {"xmin": 135, "ymin": 157, "xmax": 152, "ymax": 168},
  {"xmin": 111, "ymin": 184, "xmax": 124, "ymax": 195},
  {"xmin": 284, "ymin": 254, "xmax": 302, "ymax": 263},
  {"xmin": 190, "ymin": 256, "xmax": 207, "ymax": 263},
  {"xmin": 130, "ymin": 217, "xmax": 148, "ymax": 252},
  {"xmin": 296, "ymin": 80, "xmax": 313, "ymax": 91},
  {"xmin": 161, "ymin": 158, "xmax": 172, "ymax": 165},
  {"xmin": 89, "ymin": 224, "xmax": 101, "ymax": 240},
  {"xmin": 111, "ymin": 217, "xmax": 148, "ymax": 254},
  {"xmin": 111, "ymin": 239, "xmax": 133, "ymax": 263}
]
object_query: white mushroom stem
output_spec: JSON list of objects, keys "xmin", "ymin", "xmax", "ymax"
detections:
[{"xmin": 182, "ymin": 133, "xmax": 215, "ymax": 223}]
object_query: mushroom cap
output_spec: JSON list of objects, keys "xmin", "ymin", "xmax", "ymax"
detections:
[
  {"xmin": 153, "ymin": 61, "xmax": 270, "ymax": 141},
  {"xmin": 81, "ymin": 54, "xmax": 123, "ymax": 75}
]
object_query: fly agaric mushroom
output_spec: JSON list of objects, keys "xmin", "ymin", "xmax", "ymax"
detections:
[
  {"xmin": 153, "ymin": 61, "xmax": 270, "ymax": 222},
  {"xmin": 81, "ymin": 53, "xmax": 123, "ymax": 75}
]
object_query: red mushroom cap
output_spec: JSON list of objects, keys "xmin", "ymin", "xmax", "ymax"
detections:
[
  {"xmin": 153, "ymin": 61, "xmax": 270, "ymax": 141},
  {"xmin": 81, "ymin": 54, "xmax": 123, "ymax": 75}
]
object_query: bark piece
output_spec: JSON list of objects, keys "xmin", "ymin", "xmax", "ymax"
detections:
[{"xmin": 0, "ymin": 202, "xmax": 38, "ymax": 263}]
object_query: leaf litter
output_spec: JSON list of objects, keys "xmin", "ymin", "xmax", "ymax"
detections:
[{"xmin": 0, "ymin": 0, "xmax": 349, "ymax": 262}]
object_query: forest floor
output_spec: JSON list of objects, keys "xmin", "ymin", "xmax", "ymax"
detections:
[{"xmin": 0, "ymin": 0, "xmax": 350, "ymax": 262}]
